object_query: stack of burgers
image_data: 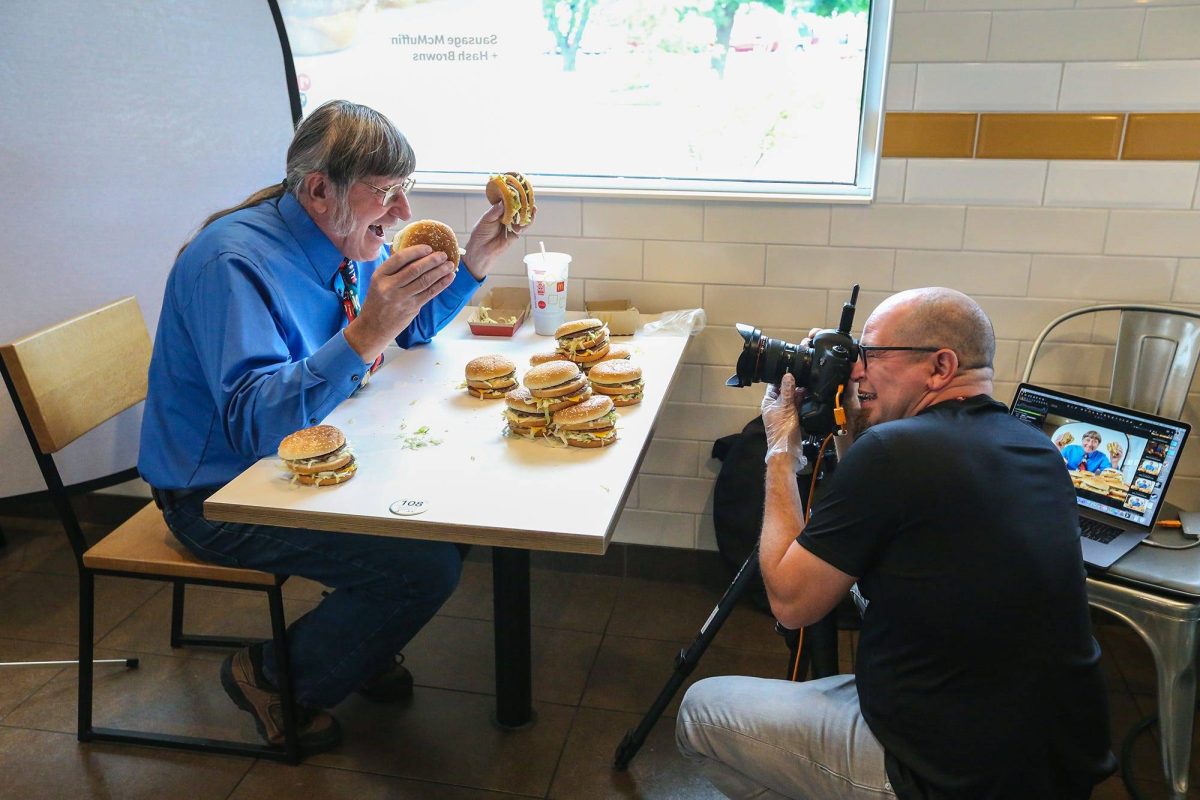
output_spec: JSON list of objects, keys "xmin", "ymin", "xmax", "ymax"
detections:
[
  {"xmin": 1099, "ymin": 467, "xmax": 1130, "ymax": 503},
  {"xmin": 503, "ymin": 359, "xmax": 620, "ymax": 448},
  {"xmin": 504, "ymin": 360, "xmax": 591, "ymax": 439}
]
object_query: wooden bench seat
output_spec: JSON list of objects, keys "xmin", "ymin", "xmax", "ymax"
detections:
[{"xmin": 82, "ymin": 502, "xmax": 278, "ymax": 586}]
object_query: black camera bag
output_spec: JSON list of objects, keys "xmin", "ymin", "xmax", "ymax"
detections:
[{"xmin": 711, "ymin": 415, "xmax": 814, "ymax": 614}]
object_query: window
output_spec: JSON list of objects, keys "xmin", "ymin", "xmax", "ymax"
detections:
[{"xmin": 275, "ymin": 0, "xmax": 892, "ymax": 201}]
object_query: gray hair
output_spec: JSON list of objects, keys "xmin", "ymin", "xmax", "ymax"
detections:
[{"xmin": 179, "ymin": 100, "xmax": 415, "ymax": 254}]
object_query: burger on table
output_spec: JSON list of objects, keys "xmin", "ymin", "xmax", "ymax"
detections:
[{"xmin": 278, "ymin": 425, "xmax": 357, "ymax": 486}]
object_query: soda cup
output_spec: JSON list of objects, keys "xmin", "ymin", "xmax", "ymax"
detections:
[{"xmin": 524, "ymin": 252, "xmax": 571, "ymax": 335}]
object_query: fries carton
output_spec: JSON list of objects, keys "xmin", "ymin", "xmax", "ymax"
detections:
[
  {"xmin": 468, "ymin": 288, "xmax": 529, "ymax": 337},
  {"xmin": 585, "ymin": 299, "xmax": 640, "ymax": 336}
]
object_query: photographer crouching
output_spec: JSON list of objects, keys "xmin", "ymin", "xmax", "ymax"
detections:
[{"xmin": 676, "ymin": 288, "xmax": 1116, "ymax": 799}]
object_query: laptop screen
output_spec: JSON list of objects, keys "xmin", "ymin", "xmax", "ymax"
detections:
[{"xmin": 1011, "ymin": 383, "xmax": 1190, "ymax": 530}]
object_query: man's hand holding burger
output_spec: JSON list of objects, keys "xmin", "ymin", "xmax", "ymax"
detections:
[
  {"xmin": 762, "ymin": 373, "xmax": 807, "ymax": 473},
  {"xmin": 343, "ymin": 244, "xmax": 455, "ymax": 361}
]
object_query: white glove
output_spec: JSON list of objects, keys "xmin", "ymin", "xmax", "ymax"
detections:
[{"xmin": 761, "ymin": 373, "xmax": 807, "ymax": 472}]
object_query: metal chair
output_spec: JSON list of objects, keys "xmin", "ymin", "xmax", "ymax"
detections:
[
  {"xmin": 0, "ymin": 297, "xmax": 302, "ymax": 762},
  {"xmin": 1022, "ymin": 303, "xmax": 1200, "ymax": 799}
]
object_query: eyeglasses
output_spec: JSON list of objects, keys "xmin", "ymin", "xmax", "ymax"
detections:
[
  {"xmin": 361, "ymin": 176, "xmax": 416, "ymax": 206},
  {"xmin": 858, "ymin": 345, "xmax": 941, "ymax": 369}
]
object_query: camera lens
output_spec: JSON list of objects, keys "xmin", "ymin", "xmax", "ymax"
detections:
[{"xmin": 727, "ymin": 324, "xmax": 810, "ymax": 388}]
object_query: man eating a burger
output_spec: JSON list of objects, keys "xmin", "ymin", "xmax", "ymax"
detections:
[
  {"xmin": 677, "ymin": 288, "xmax": 1115, "ymax": 799},
  {"xmin": 138, "ymin": 100, "xmax": 526, "ymax": 753}
]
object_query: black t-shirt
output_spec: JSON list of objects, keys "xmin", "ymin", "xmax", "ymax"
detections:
[{"xmin": 799, "ymin": 396, "xmax": 1117, "ymax": 800}]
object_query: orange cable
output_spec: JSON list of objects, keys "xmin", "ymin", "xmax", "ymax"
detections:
[{"xmin": 790, "ymin": 432, "xmax": 836, "ymax": 679}]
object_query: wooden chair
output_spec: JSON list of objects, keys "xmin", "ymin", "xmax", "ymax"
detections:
[{"xmin": 0, "ymin": 296, "xmax": 302, "ymax": 762}]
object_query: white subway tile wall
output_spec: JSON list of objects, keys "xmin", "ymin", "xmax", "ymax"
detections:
[
  {"xmin": 453, "ymin": 2, "xmax": 1200, "ymax": 549},
  {"xmin": 904, "ymin": 159, "xmax": 1048, "ymax": 205},
  {"xmin": 914, "ymin": 63, "xmax": 1062, "ymax": 110},
  {"xmin": 1060, "ymin": 60, "xmax": 1200, "ymax": 111},
  {"xmin": 1044, "ymin": 162, "xmax": 1200, "ymax": 209}
]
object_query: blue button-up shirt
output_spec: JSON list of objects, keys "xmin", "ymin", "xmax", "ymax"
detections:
[
  {"xmin": 138, "ymin": 192, "xmax": 481, "ymax": 489},
  {"xmin": 1061, "ymin": 444, "xmax": 1112, "ymax": 473}
]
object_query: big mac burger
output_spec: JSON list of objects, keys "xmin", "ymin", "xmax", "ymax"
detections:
[
  {"xmin": 485, "ymin": 172, "xmax": 536, "ymax": 232},
  {"xmin": 393, "ymin": 220, "xmax": 460, "ymax": 268},
  {"xmin": 551, "ymin": 395, "xmax": 618, "ymax": 448},
  {"xmin": 522, "ymin": 359, "xmax": 591, "ymax": 413},
  {"xmin": 502, "ymin": 387, "xmax": 551, "ymax": 438},
  {"xmin": 464, "ymin": 354, "xmax": 517, "ymax": 399},
  {"xmin": 588, "ymin": 360, "xmax": 644, "ymax": 407},
  {"xmin": 278, "ymin": 425, "xmax": 357, "ymax": 486},
  {"xmin": 555, "ymin": 318, "xmax": 611, "ymax": 366}
]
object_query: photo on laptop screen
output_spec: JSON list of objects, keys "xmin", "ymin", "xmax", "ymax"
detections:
[{"xmin": 1010, "ymin": 384, "xmax": 1190, "ymax": 530}]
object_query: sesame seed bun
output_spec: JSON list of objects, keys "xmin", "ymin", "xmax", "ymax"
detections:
[
  {"xmin": 278, "ymin": 425, "xmax": 357, "ymax": 485},
  {"xmin": 504, "ymin": 386, "xmax": 540, "ymax": 413},
  {"xmin": 596, "ymin": 345, "xmax": 632, "ymax": 363},
  {"xmin": 555, "ymin": 320, "xmax": 610, "ymax": 357},
  {"xmin": 278, "ymin": 425, "xmax": 345, "ymax": 462},
  {"xmin": 523, "ymin": 360, "xmax": 585, "ymax": 396},
  {"xmin": 529, "ymin": 351, "xmax": 562, "ymax": 367},
  {"xmin": 588, "ymin": 360, "xmax": 643, "ymax": 406},
  {"xmin": 588, "ymin": 360, "xmax": 642, "ymax": 387},
  {"xmin": 551, "ymin": 395, "xmax": 618, "ymax": 448},
  {"xmin": 393, "ymin": 219, "xmax": 460, "ymax": 266},
  {"xmin": 465, "ymin": 354, "xmax": 516, "ymax": 382},
  {"xmin": 552, "ymin": 395, "xmax": 615, "ymax": 428},
  {"xmin": 555, "ymin": 318, "xmax": 605, "ymax": 338}
]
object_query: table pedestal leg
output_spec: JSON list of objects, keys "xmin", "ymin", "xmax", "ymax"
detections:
[{"xmin": 492, "ymin": 546, "xmax": 534, "ymax": 729}]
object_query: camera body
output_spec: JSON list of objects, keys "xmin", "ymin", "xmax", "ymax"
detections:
[{"xmin": 727, "ymin": 285, "xmax": 861, "ymax": 437}]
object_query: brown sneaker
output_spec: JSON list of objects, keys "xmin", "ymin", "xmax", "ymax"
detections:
[{"xmin": 220, "ymin": 646, "xmax": 341, "ymax": 753}]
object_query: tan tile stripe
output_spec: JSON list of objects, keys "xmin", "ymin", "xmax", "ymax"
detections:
[{"xmin": 882, "ymin": 112, "xmax": 1200, "ymax": 160}]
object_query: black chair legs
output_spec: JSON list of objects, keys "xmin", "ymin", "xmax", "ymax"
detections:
[
  {"xmin": 168, "ymin": 580, "xmax": 267, "ymax": 650},
  {"xmin": 79, "ymin": 571, "xmax": 302, "ymax": 763},
  {"xmin": 267, "ymin": 586, "xmax": 301, "ymax": 763}
]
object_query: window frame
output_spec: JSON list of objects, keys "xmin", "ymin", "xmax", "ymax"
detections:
[{"xmin": 273, "ymin": 0, "xmax": 895, "ymax": 204}]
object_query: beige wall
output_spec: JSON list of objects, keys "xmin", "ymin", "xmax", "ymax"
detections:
[{"xmin": 409, "ymin": 0, "xmax": 1200, "ymax": 550}]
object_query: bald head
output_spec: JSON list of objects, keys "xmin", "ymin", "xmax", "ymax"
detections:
[{"xmin": 870, "ymin": 288, "xmax": 995, "ymax": 372}]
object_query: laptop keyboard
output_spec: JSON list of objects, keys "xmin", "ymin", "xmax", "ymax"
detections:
[{"xmin": 1079, "ymin": 517, "xmax": 1123, "ymax": 545}]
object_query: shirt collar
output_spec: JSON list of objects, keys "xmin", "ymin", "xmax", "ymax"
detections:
[{"xmin": 279, "ymin": 192, "xmax": 346, "ymax": 285}]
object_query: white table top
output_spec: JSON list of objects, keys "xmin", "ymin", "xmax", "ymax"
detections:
[{"xmin": 204, "ymin": 309, "xmax": 690, "ymax": 555}]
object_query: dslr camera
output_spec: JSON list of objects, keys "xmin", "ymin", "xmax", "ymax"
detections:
[{"xmin": 727, "ymin": 285, "xmax": 861, "ymax": 437}]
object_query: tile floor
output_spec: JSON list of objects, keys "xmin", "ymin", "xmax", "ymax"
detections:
[{"xmin": 0, "ymin": 507, "xmax": 1192, "ymax": 799}]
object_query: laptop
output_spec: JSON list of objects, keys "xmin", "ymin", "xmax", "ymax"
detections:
[{"xmin": 1010, "ymin": 383, "xmax": 1191, "ymax": 570}]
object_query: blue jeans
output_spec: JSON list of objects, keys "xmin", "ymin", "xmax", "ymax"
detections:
[
  {"xmin": 163, "ymin": 490, "xmax": 462, "ymax": 709},
  {"xmin": 677, "ymin": 674, "xmax": 896, "ymax": 800}
]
